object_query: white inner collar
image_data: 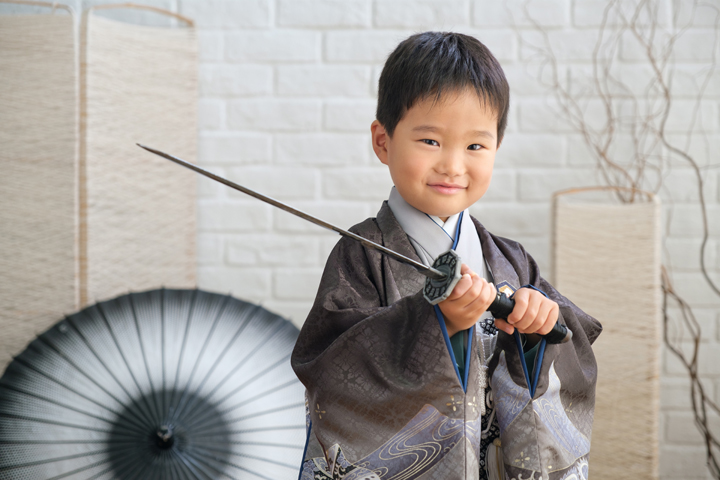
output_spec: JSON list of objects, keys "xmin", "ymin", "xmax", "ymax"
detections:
[{"xmin": 428, "ymin": 213, "xmax": 461, "ymax": 238}]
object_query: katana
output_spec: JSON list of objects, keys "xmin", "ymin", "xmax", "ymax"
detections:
[
  {"xmin": 138, "ymin": 144, "xmax": 572, "ymax": 344},
  {"xmin": 137, "ymin": 144, "xmax": 444, "ymax": 280}
]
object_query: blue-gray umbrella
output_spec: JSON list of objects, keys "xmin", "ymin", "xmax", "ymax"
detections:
[{"xmin": 0, "ymin": 288, "xmax": 306, "ymax": 479}]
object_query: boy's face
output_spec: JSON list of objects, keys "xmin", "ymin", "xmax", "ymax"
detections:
[{"xmin": 371, "ymin": 89, "xmax": 499, "ymax": 221}]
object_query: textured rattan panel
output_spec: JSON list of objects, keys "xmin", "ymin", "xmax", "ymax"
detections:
[
  {"xmin": 82, "ymin": 13, "xmax": 197, "ymax": 305},
  {"xmin": 0, "ymin": 13, "xmax": 77, "ymax": 373},
  {"xmin": 553, "ymin": 190, "xmax": 661, "ymax": 480}
]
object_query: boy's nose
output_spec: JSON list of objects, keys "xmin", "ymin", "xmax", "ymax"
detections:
[{"xmin": 436, "ymin": 149, "xmax": 465, "ymax": 177}]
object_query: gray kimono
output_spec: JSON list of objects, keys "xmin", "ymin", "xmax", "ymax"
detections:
[{"xmin": 291, "ymin": 201, "xmax": 602, "ymax": 480}]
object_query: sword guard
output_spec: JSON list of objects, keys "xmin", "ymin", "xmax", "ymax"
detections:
[{"xmin": 423, "ymin": 250, "xmax": 462, "ymax": 305}]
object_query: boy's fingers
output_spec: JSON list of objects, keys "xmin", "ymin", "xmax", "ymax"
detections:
[
  {"xmin": 464, "ymin": 278, "xmax": 494, "ymax": 313},
  {"xmin": 447, "ymin": 273, "xmax": 472, "ymax": 300},
  {"xmin": 506, "ymin": 290, "xmax": 528, "ymax": 325},
  {"xmin": 514, "ymin": 298, "xmax": 541, "ymax": 331},
  {"xmin": 467, "ymin": 276, "xmax": 485, "ymax": 300},
  {"xmin": 515, "ymin": 295, "xmax": 542, "ymax": 330},
  {"xmin": 494, "ymin": 318, "xmax": 515, "ymax": 335},
  {"xmin": 519, "ymin": 301, "xmax": 550, "ymax": 334},
  {"xmin": 536, "ymin": 302, "xmax": 559, "ymax": 335}
]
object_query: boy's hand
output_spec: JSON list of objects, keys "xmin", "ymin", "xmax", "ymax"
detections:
[
  {"xmin": 438, "ymin": 265, "xmax": 560, "ymax": 339},
  {"xmin": 495, "ymin": 287, "xmax": 559, "ymax": 337},
  {"xmin": 438, "ymin": 264, "xmax": 497, "ymax": 337}
]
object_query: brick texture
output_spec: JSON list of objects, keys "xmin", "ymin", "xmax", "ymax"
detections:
[
  {"xmin": 278, "ymin": 0, "xmax": 371, "ymax": 28},
  {"xmin": 228, "ymin": 99, "xmax": 322, "ymax": 131},
  {"xmin": 473, "ymin": 0, "xmax": 569, "ymax": 28},
  {"xmin": 180, "ymin": 0, "xmax": 270, "ymax": 28},
  {"xmin": 277, "ymin": 65, "xmax": 372, "ymax": 97},
  {"xmin": 199, "ymin": 64, "xmax": 273, "ymax": 97},
  {"xmin": 226, "ymin": 31, "xmax": 320, "ymax": 62},
  {"xmin": 375, "ymin": 0, "xmax": 470, "ymax": 28}
]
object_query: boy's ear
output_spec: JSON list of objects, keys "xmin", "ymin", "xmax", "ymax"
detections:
[{"xmin": 371, "ymin": 120, "xmax": 389, "ymax": 165}]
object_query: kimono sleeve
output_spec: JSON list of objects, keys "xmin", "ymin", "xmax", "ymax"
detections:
[
  {"xmin": 487, "ymin": 237, "xmax": 601, "ymax": 480},
  {"xmin": 290, "ymin": 231, "xmax": 457, "ymax": 461},
  {"xmin": 291, "ymin": 231, "xmax": 435, "ymax": 370}
]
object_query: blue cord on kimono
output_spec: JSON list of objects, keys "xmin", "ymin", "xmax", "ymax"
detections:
[
  {"xmin": 462, "ymin": 323, "xmax": 473, "ymax": 388},
  {"xmin": 519, "ymin": 285, "xmax": 550, "ymax": 394},
  {"xmin": 531, "ymin": 338, "xmax": 547, "ymax": 398},
  {"xmin": 425, "ymin": 212, "xmax": 458, "ymax": 241},
  {"xmin": 431, "ymin": 212, "xmax": 473, "ymax": 391},
  {"xmin": 450, "ymin": 212, "xmax": 463, "ymax": 250},
  {"xmin": 512, "ymin": 330, "xmax": 532, "ymax": 394},
  {"xmin": 519, "ymin": 284, "xmax": 549, "ymax": 298},
  {"xmin": 433, "ymin": 305, "xmax": 473, "ymax": 392},
  {"xmin": 297, "ymin": 419, "xmax": 313, "ymax": 480},
  {"xmin": 510, "ymin": 284, "xmax": 550, "ymax": 397}
]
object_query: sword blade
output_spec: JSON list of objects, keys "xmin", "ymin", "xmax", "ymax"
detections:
[{"xmin": 137, "ymin": 144, "xmax": 446, "ymax": 281}]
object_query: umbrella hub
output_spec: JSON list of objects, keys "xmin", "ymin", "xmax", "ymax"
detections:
[
  {"xmin": 155, "ymin": 424, "xmax": 175, "ymax": 449},
  {"xmin": 107, "ymin": 388, "xmax": 231, "ymax": 475},
  {"xmin": 146, "ymin": 421, "xmax": 187, "ymax": 455}
]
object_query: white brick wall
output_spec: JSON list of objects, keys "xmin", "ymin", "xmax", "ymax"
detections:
[
  {"xmin": 1, "ymin": 0, "xmax": 716, "ymax": 477},
  {"xmin": 189, "ymin": 3, "xmax": 718, "ymax": 477},
  {"xmin": 184, "ymin": 1, "xmax": 720, "ymax": 476},
  {"xmin": 278, "ymin": 0, "xmax": 371, "ymax": 27}
]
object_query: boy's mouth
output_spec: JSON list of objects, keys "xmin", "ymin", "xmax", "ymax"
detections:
[{"xmin": 428, "ymin": 183, "xmax": 465, "ymax": 195}]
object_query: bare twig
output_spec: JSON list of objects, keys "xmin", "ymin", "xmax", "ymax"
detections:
[
  {"xmin": 663, "ymin": 267, "xmax": 720, "ymax": 477},
  {"xmin": 517, "ymin": 0, "xmax": 720, "ymax": 476}
]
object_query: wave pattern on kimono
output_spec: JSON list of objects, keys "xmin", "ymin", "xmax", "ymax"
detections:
[{"xmin": 291, "ymin": 202, "xmax": 602, "ymax": 480}]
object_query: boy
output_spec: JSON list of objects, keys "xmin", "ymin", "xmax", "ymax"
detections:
[{"xmin": 292, "ymin": 32, "xmax": 601, "ymax": 480}]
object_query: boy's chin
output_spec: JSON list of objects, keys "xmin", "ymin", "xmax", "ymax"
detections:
[
  {"xmin": 425, "ymin": 203, "xmax": 469, "ymax": 218},
  {"xmin": 402, "ymin": 195, "xmax": 470, "ymax": 219},
  {"xmin": 425, "ymin": 208, "xmax": 465, "ymax": 220}
]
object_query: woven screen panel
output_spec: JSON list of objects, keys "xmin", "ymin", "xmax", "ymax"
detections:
[
  {"xmin": 83, "ymin": 13, "xmax": 197, "ymax": 305},
  {"xmin": 553, "ymin": 193, "xmax": 661, "ymax": 480},
  {"xmin": 0, "ymin": 14, "xmax": 77, "ymax": 374}
]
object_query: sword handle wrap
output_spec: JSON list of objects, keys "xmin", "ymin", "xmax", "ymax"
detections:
[{"xmin": 489, "ymin": 292, "xmax": 572, "ymax": 344}]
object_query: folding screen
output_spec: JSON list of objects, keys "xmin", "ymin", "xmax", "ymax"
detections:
[
  {"xmin": 0, "ymin": 4, "xmax": 198, "ymax": 374},
  {"xmin": 81, "ymin": 8, "xmax": 197, "ymax": 305},
  {"xmin": 0, "ymin": 8, "xmax": 77, "ymax": 371}
]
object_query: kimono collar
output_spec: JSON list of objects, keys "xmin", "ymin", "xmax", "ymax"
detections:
[{"xmin": 387, "ymin": 187, "xmax": 487, "ymax": 282}]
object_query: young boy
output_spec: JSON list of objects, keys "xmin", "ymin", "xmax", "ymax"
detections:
[{"xmin": 292, "ymin": 32, "xmax": 601, "ymax": 480}]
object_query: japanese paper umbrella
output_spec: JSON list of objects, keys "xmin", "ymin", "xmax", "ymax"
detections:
[{"xmin": 0, "ymin": 288, "xmax": 307, "ymax": 479}]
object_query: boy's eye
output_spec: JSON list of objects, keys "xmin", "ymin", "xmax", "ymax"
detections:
[
  {"xmin": 422, "ymin": 139, "xmax": 439, "ymax": 146},
  {"xmin": 468, "ymin": 144, "xmax": 483, "ymax": 151}
]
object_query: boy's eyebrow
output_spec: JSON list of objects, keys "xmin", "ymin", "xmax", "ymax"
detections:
[
  {"xmin": 412, "ymin": 125, "xmax": 442, "ymax": 133},
  {"xmin": 471, "ymin": 130, "xmax": 496, "ymax": 140},
  {"xmin": 412, "ymin": 124, "xmax": 496, "ymax": 140}
]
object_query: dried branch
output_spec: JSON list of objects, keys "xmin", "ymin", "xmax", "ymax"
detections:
[
  {"xmin": 516, "ymin": 0, "xmax": 720, "ymax": 476},
  {"xmin": 663, "ymin": 267, "xmax": 720, "ymax": 477}
]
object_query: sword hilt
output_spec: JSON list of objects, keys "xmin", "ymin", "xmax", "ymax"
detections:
[
  {"xmin": 423, "ymin": 250, "xmax": 572, "ymax": 344},
  {"xmin": 488, "ymin": 292, "xmax": 572, "ymax": 344}
]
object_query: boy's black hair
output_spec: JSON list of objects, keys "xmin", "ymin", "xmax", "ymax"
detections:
[{"xmin": 376, "ymin": 32, "xmax": 510, "ymax": 145}]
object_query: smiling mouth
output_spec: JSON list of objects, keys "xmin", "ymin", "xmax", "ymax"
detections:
[{"xmin": 428, "ymin": 183, "xmax": 466, "ymax": 194}]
